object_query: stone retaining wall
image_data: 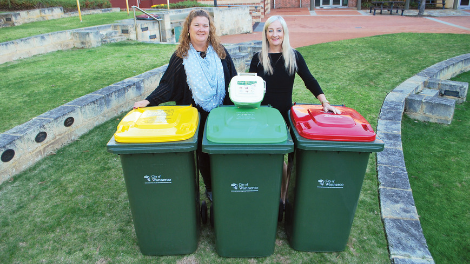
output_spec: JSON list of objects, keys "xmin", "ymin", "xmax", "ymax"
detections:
[
  {"xmin": 376, "ymin": 53, "xmax": 470, "ymax": 263},
  {"xmin": 198, "ymin": 0, "xmax": 266, "ymax": 23},
  {"xmin": 0, "ymin": 24, "xmax": 135, "ymax": 64},
  {"xmin": 0, "ymin": 7, "xmax": 252, "ymax": 65},
  {"xmin": 0, "ymin": 7, "xmax": 120, "ymax": 28},
  {"xmin": 136, "ymin": 7, "xmax": 252, "ymax": 43},
  {"xmin": 0, "ymin": 43, "xmax": 258, "ymax": 184}
]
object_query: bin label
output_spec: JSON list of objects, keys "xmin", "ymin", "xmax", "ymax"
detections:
[
  {"xmin": 144, "ymin": 175, "xmax": 172, "ymax": 184},
  {"xmin": 235, "ymin": 112, "xmax": 256, "ymax": 120},
  {"xmin": 317, "ymin": 179, "xmax": 344, "ymax": 189},
  {"xmin": 231, "ymin": 183, "xmax": 259, "ymax": 193}
]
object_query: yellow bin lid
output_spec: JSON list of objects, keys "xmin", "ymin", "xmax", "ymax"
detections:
[{"xmin": 114, "ymin": 106, "xmax": 199, "ymax": 143}]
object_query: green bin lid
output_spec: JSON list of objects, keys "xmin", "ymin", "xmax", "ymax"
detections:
[
  {"xmin": 202, "ymin": 123, "xmax": 294, "ymax": 155},
  {"xmin": 206, "ymin": 106, "xmax": 287, "ymax": 144}
]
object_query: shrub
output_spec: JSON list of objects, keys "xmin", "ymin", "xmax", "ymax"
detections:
[
  {"xmin": 361, "ymin": 1, "xmax": 373, "ymax": 8},
  {"xmin": 150, "ymin": 0, "xmax": 211, "ymax": 9},
  {"xmin": 0, "ymin": 0, "xmax": 111, "ymax": 11}
]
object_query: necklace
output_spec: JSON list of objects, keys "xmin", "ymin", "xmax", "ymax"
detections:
[{"xmin": 271, "ymin": 54, "xmax": 283, "ymax": 66}]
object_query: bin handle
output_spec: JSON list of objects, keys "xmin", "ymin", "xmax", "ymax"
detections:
[
  {"xmin": 238, "ymin": 73, "xmax": 257, "ymax": 76},
  {"xmin": 307, "ymin": 108, "xmax": 317, "ymax": 120}
]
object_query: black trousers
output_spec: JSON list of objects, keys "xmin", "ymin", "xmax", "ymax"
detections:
[{"xmin": 196, "ymin": 111, "xmax": 212, "ymax": 192}]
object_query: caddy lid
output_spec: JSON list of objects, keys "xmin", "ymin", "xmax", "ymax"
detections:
[{"xmin": 228, "ymin": 73, "xmax": 266, "ymax": 108}]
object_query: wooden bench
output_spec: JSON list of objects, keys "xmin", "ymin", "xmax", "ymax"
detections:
[
  {"xmin": 417, "ymin": 0, "xmax": 446, "ymax": 9},
  {"xmin": 370, "ymin": 1, "xmax": 405, "ymax": 16}
]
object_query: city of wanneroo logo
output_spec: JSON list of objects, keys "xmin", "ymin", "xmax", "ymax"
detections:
[
  {"xmin": 317, "ymin": 179, "xmax": 344, "ymax": 189},
  {"xmin": 231, "ymin": 182, "xmax": 259, "ymax": 192},
  {"xmin": 144, "ymin": 175, "xmax": 172, "ymax": 184}
]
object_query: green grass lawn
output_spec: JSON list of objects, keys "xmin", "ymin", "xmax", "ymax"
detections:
[
  {"xmin": 0, "ymin": 41, "xmax": 176, "ymax": 133},
  {"xmin": 402, "ymin": 71, "xmax": 470, "ymax": 264},
  {"xmin": 0, "ymin": 32, "xmax": 469, "ymax": 263},
  {"xmin": 0, "ymin": 11, "xmax": 131, "ymax": 43}
]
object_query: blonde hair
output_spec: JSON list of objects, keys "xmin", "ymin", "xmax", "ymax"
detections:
[
  {"xmin": 176, "ymin": 9, "xmax": 226, "ymax": 59},
  {"xmin": 260, "ymin": 15, "xmax": 297, "ymax": 76}
]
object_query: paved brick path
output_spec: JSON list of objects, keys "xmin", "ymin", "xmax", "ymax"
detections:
[{"xmin": 220, "ymin": 7, "xmax": 470, "ymax": 48}]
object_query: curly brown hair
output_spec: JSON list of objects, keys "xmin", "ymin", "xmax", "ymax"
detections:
[{"xmin": 175, "ymin": 9, "xmax": 226, "ymax": 59}]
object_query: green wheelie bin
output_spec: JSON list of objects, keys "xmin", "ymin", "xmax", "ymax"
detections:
[
  {"xmin": 202, "ymin": 106, "xmax": 293, "ymax": 257},
  {"xmin": 285, "ymin": 104, "xmax": 384, "ymax": 252},
  {"xmin": 201, "ymin": 73, "xmax": 293, "ymax": 257},
  {"xmin": 107, "ymin": 106, "xmax": 205, "ymax": 256}
]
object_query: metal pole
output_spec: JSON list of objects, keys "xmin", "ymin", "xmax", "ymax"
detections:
[
  {"xmin": 76, "ymin": 0, "xmax": 82, "ymax": 22},
  {"xmin": 132, "ymin": 6, "xmax": 163, "ymax": 42},
  {"xmin": 133, "ymin": 6, "xmax": 138, "ymax": 40}
]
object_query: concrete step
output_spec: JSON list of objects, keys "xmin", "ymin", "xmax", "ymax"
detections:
[
  {"xmin": 101, "ymin": 30, "xmax": 120, "ymax": 39},
  {"xmin": 426, "ymin": 78, "xmax": 468, "ymax": 104},
  {"xmin": 418, "ymin": 88, "xmax": 439, "ymax": 97},
  {"xmin": 0, "ymin": 15, "xmax": 14, "ymax": 27},
  {"xmin": 404, "ymin": 77, "xmax": 468, "ymax": 124},
  {"xmin": 405, "ymin": 93, "xmax": 456, "ymax": 124},
  {"xmin": 101, "ymin": 36, "xmax": 128, "ymax": 44}
]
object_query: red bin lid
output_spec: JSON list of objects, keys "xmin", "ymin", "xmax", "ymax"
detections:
[{"xmin": 290, "ymin": 105, "xmax": 376, "ymax": 142}]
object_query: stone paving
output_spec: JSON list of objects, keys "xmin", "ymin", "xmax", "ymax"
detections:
[
  {"xmin": 220, "ymin": 8, "xmax": 470, "ymax": 48},
  {"xmin": 403, "ymin": 9, "xmax": 470, "ymax": 16}
]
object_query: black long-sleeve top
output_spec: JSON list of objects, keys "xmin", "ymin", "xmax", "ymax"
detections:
[
  {"xmin": 249, "ymin": 50, "xmax": 324, "ymax": 122},
  {"xmin": 146, "ymin": 48, "xmax": 237, "ymax": 122}
]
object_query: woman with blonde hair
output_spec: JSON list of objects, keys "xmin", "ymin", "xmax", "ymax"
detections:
[
  {"xmin": 250, "ymin": 15, "xmax": 340, "ymax": 122},
  {"xmin": 249, "ymin": 15, "xmax": 340, "ymax": 206},
  {"xmin": 134, "ymin": 9, "xmax": 237, "ymax": 201}
]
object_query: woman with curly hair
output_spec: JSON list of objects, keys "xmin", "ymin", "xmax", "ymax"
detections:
[{"xmin": 133, "ymin": 9, "xmax": 237, "ymax": 201}]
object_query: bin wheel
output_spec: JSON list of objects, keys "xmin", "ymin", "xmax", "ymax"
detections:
[
  {"xmin": 201, "ymin": 201, "xmax": 207, "ymax": 225},
  {"xmin": 278, "ymin": 199, "xmax": 284, "ymax": 222},
  {"xmin": 210, "ymin": 205, "xmax": 214, "ymax": 228}
]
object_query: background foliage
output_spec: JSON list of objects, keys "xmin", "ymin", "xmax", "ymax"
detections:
[{"xmin": 0, "ymin": 0, "xmax": 111, "ymax": 11}]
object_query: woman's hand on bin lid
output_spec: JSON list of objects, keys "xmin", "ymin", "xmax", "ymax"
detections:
[
  {"xmin": 317, "ymin": 94, "xmax": 341, "ymax": 115},
  {"xmin": 322, "ymin": 102, "xmax": 342, "ymax": 115},
  {"xmin": 133, "ymin": 100, "xmax": 150, "ymax": 109}
]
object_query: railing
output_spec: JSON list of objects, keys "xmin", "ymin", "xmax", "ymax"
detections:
[
  {"xmin": 132, "ymin": 6, "xmax": 163, "ymax": 42},
  {"xmin": 217, "ymin": 4, "xmax": 263, "ymax": 12}
]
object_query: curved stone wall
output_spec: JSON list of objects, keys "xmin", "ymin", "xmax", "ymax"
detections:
[
  {"xmin": 376, "ymin": 53, "xmax": 470, "ymax": 263},
  {"xmin": 0, "ymin": 41, "xmax": 259, "ymax": 184}
]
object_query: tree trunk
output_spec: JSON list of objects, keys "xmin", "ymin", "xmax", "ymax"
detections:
[
  {"xmin": 405, "ymin": 0, "xmax": 410, "ymax": 9},
  {"xmin": 357, "ymin": 0, "xmax": 362, "ymax": 10},
  {"xmin": 418, "ymin": 0, "xmax": 426, "ymax": 16}
]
